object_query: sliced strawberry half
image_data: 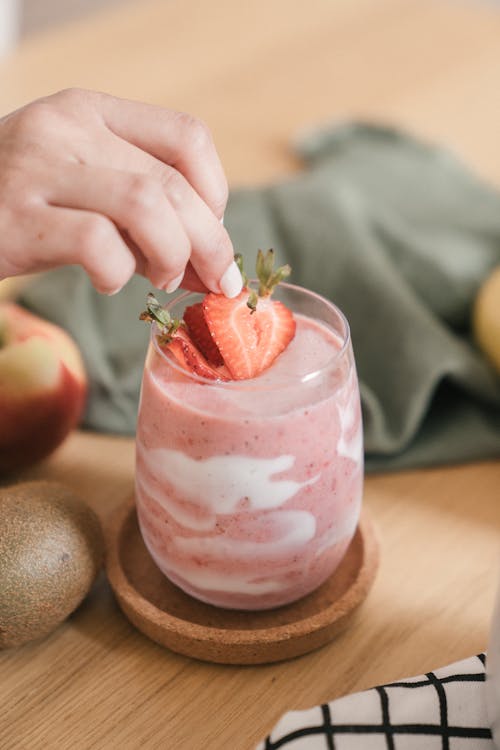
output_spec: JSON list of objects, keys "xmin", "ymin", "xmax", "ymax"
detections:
[
  {"xmin": 202, "ymin": 290, "xmax": 296, "ymax": 380},
  {"xmin": 140, "ymin": 292, "xmax": 228, "ymax": 382},
  {"xmin": 183, "ymin": 302, "xmax": 224, "ymax": 366},
  {"xmin": 161, "ymin": 328, "xmax": 229, "ymax": 382},
  {"xmin": 140, "ymin": 250, "xmax": 296, "ymax": 383}
]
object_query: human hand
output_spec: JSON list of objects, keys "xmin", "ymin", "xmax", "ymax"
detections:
[{"xmin": 0, "ymin": 88, "xmax": 242, "ymax": 297}]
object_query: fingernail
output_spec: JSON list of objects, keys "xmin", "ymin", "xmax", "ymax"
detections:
[
  {"xmin": 164, "ymin": 273, "xmax": 184, "ymax": 294},
  {"xmin": 219, "ymin": 260, "xmax": 243, "ymax": 298},
  {"xmin": 106, "ymin": 286, "xmax": 123, "ymax": 296}
]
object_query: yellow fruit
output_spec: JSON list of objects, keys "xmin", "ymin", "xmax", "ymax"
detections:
[{"xmin": 473, "ymin": 267, "xmax": 500, "ymax": 374}]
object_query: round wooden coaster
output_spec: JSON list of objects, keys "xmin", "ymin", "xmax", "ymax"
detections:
[{"xmin": 105, "ymin": 497, "xmax": 379, "ymax": 665}]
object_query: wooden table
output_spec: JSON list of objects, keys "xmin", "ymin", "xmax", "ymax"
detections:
[{"xmin": 1, "ymin": 1, "xmax": 500, "ymax": 748}]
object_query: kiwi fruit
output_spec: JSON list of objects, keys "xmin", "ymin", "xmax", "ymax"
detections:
[{"xmin": 0, "ymin": 481, "xmax": 104, "ymax": 648}]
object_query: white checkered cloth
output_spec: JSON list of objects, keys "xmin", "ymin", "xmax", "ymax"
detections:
[{"xmin": 257, "ymin": 654, "xmax": 494, "ymax": 749}]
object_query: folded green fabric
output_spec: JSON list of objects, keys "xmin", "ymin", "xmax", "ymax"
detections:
[{"xmin": 20, "ymin": 124, "xmax": 500, "ymax": 471}]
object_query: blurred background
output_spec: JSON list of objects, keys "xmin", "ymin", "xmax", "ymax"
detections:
[
  {"xmin": 1, "ymin": 0, "xmax": 133, "ymax": 57},
  {"xmin": 8, "ymin": 0, "xmax": 500, "ymax": 40},
  {"xmin": 2, "ymin": 0, "xmax": 500, "ymax": 192},
  {"xmin": 21, "ymin": 0, "xmax": 125, "ymax": 35},
  {"xmin": 12, "ymin": 0, "xmax": 500, "ymax": 39}
]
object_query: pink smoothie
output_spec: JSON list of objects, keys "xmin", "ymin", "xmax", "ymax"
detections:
[{"xmin": 135, "ymin": 293, "xmax": 363, "ymax": 610}]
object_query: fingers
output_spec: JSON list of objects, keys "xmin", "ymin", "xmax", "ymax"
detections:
[
  {"xmin": 32, "ymin": 206, "xmax": 137, "ymax": 294},
  {"xmin": 94, "ymin": 92, "xmax": 229, "ymax": 219},
  {"xmin": 46, "ymin": 164, "xmax": 191, "ymax": 291},
  {"xmin": 0, "ymin": 89, "xmax": 238, "ymax": 296},
  {"xmin": 158, "ymin": 166, "xmax": 240, "ymax": 295},
  {"xmin": 45, "ymin": 162, "xmax": 241, "ymax": 296}
]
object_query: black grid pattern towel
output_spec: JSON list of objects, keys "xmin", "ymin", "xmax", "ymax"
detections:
[{"xmin": 257, "ymin": 654, "xmax": 493, "ymax": 749}]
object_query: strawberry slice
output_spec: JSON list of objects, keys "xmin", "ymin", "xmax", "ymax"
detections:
[
  {"xmin": 202, "ymin": 290, "xmax": 295, "ymax": 380},
  {"xmin": 183, "ymin": 302, "xmax": 224, "ymax": 367},
  {"xmin": 252, "ymin": 296, "xmax": 296, "ymax": 372},
  {"xmin": 140, "ymin": 292, "xmax": 229, "ymax": 382},
  {"xmin": 161, "ymin": 328, "xmax": 229, "ymax": 382},
  {"xmin": 202, "ymin": 291, "xmax": 259, "ymax": 380},
  {"xmin": 140, "ymin": 250, "xmax": 296, "ymax": 382}
]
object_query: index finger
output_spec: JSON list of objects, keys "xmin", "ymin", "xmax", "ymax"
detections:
[{"xmin": 95, "ymin": 93, "xmax": 228, "ymax": 219}]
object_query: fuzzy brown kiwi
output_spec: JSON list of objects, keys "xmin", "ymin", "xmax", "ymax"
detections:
[{"xmin": 0, "ymin": 481, "xmax": 104, "ymax": 648}]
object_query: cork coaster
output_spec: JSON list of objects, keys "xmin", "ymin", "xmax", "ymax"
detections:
[{"xmin": 105, "ymin": 497, "xmax": 379, "ymax": 665}]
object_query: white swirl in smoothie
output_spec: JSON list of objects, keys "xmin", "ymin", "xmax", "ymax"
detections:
[
  {"xmin": 172, "ymin": 509, "xmax": 317, "ymax": 558},
  {"xmin": 141, "ymin": 530, "xmax": 289, "ymax": 595},
  {"xmin": 138, "ymin": 445, "xmax": 319, "ymax": 527}
]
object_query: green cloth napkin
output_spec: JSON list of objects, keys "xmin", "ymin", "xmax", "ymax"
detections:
[{"xmin": 20, "ymin": 124, "xmax": 500, "ymax": 472}]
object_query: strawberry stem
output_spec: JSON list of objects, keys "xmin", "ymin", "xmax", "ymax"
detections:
[
  {"xmin": 140, "ymin": 292, "xmax": 182, "ymax": 343},
  {"xmin": 236, "ymin": 250, "xmax": 292, "ymax": 311},
  {"xmin": 235, "ymin": 253, "xmax": 249, "ymax": 288},
  {"xmin": 246, "ymin": 289, "xmax": 258, "ymax": 313},
  {"xmin": 256, "ymin": 249, "xmax": 291, "ymax": 298}
]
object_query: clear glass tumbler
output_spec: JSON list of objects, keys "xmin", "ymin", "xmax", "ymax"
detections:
[{"xmin": 135, "ymin": 283, "xmax": 363, "ymax": 610}]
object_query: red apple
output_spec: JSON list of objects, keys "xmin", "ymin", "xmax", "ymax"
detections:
[{"xmin": 0, "ymin": 303, "xmax": 87, "ymax": 474}]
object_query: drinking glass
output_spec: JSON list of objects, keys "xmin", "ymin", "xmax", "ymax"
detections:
[{"xmin": 135, "ymin": 283, "xmax": 363, "ymax": 610}]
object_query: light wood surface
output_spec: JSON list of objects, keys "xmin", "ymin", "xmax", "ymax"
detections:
[{"xmin": 1, "ymin": 1, "xmax": 500, "ymax": 748}]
